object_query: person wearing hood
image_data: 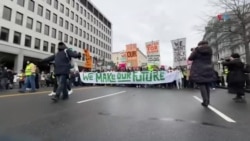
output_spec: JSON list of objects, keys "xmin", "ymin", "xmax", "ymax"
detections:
[
  {"xmin": 222, "ymin": 53, "xmax": 247, "ymax": 102},
  {"xmin": 188, "ymin": 41, "xmax": 216, "ymax": 107},
  {"xmin": 42, "ymin": 42, "xmax": 81, "ymax": 102}
]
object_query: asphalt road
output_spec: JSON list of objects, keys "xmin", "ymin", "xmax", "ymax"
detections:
[{"xmin": 0, "ymin": 86, "xmax": 249, "ymax": 141}]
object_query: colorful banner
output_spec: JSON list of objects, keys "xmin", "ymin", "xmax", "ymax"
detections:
[
  {"xmin": 171, "ymin": 38, "xmax": 187, "ymax": 67},
  {"xmin": 146, "ymin": 41, "xmax": 160, "ymax": 66},
  {"xmin": 80, "ymin": 71, "xmax": 178, "ymax": 84}
]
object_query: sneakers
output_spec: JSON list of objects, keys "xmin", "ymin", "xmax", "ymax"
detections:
[
  {"xmin": 48, "ymin": 92, "xmax": 56, "ymax": 96},
  {"xmin": 68, "ymin": 89, "xmax": 73, "ymax": 95}
]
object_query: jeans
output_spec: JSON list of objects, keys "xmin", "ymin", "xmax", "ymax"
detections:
[
  {"xmin": 55, "ymin": 75, "xmax": 68, "ymax": 98},
  {"xmin": 21, "ymin": 75, "xmax": 36, "ymax": 91}
]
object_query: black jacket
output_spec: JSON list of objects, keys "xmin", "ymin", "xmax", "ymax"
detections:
[
  {"xmin": 188, "ymin": 45, "xmax": 216, "ymax": 83},
  {"xmin": 222, "ymin": 59, "xmax": 246, "ymax": 84},
  {"xmin": 42, "ymin": 47, "xmax": 80, "ymax": 75}
]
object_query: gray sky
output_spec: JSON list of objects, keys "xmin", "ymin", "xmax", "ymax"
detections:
[{"xmin": 91, "ymin": 0, "xmax": 218, "ymax": 66}]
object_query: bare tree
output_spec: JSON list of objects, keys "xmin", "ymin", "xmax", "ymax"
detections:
[{"xmin": 208, "ymin": 0, "xmax": 250, "ymax": 64}]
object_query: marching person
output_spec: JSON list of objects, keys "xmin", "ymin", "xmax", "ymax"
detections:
[
  {"xmin": 221, "ymin": 53, "xmax": 247, "ymax": 102},
  {"xmin": 42, "ymin": 42, "xmax": 81, "ymax": 102},
  {"xmin": 188, "ymin": 41, "xmax": 216, "ymax": 107},
  {"xmin": 19, "ymin": 61, "xmax": 36, "ymax": 93}
]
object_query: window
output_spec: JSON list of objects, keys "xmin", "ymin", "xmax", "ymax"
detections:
[
  {"xmin": 80, "ymin": 7, "xmax": 83, "ymax": 14},
  {"xmin": 82, "ymin": 42, "xmax": 85, "ymax": 49},
  {"xmin": 52, "ymin": 28, "xmax": 56, "ymax": 38},
  {"xmin": 87, "ymin": 23, "xmax": 89, "ymax": 30},
  {"xmin": 71, "ymin": 11, "xmax": 74, "ymax": 20},
  {"xmin": 58, "ymin": 31, "xmax": 62, "ymax": 41},
  {"xmin": 46, "ymin": 9, "xmax": 51, "ymax": 20},
  {"xmin": 74, "ymin": 38, "xmax": 77, "ymax": 46},
  {"xmin": 70, "ymin": 24, "xmax": 73, "ymax": 32},
  {"xmin": 76, "ymin": 15, "xmax": 78, "ymax": 22},
  {"xmin": 47, "ymin": 0, "xmax": 52, "ymax": 5},
  {"xmin": 44, "ymin": 25, "xmax": 50, "ymax": 36},
  {"xmin": 66, "ymin": 0, "xmax": 70, "ymax": 4},
  {"xmin": 53, "ymin": 14, "xmax": 57, "ymax": 23},
  {"xmin": 83, "ymin": 31, "xmax": 86, "ymax": 38},
  {"xmin": 60, "ymin": 4, "xmax": 64, "ymax": 13},
  {"xmin": 75, "ymin": 26, "xmax": 78, "ymax": 34},
  {"xmin": 34, "ymin": 38, "xmax": 40, "ymax": 50},
  {"xmin": 15, "ymin": 12, "xmax": 23, "ymax": 25},
  {"xmin": 28, "ymin": 0, "xmax": 35, "ymax": 12},
  {"xmin": 25, "ymin": 35, "xmax": 32, "ymax": 47},
  {"xmin": 88, "ymin": 12, "xmax": 90, "ymax": 19},
  {"xmin": 59, "ymin": 17, "xmax": 63, "ymax": 27},
  {"xmin": 84, "ymin": 9, "xmax": 86, "ymax": 17},
  {"xmin": 17, "ymin": 0, "xmax": 25, "ymax": 7},
  {"xmin": 43, "ymin": 41, "xmax": 48, "ymax": 52},
  {"xmin": 64, "ymin": 34, "xmax": 68, "ymax": 43},
  {"xmin": 70, "ymin": 36, "xmax": 73, "ymax": 45},
  {"xmin": 87, "ymin": 33, "xmax": 89, "ymax": 40},
  {"xmin": 84, "ymin": 20, "xmax": 86, "ymax": 27},
  {"xmin": 36, "ymin": 21, "xmax": 42, "ymax": 32},
  {"xmin": 37, "ymin": 5, "xmax": 43, "ymax": 16},
  {"xmin": 26, "ymin": 17, "xmax": 33, "ymax": 29},
  {"xmin": 79, "ymin": 40, "xmax": 81, "ymax": 48},
  {"xmin": 80, "ymin": 18, "xmax": 83, "ymax": 25},
  {"xmin": 3, "ymin": 6, "xmax": 12, "ymax": 21},
  {"xmin": 65, "ymin": 21, "xmax": 69, "ymax": 29},
  {"xmin": 51, "ymin": 43, "xmax": 56, "ymax": 53},
  {"xmin": 79, "ymin": 29, "xmax": 82, "ymax": 37},
  {"xmin": 54, "ymin": 0, "xmax": 58, "ymax": 9},
  {"xmin": 76, "ymin": 3, "xmax": 79, "ymax": 11},
  {"xmin": 13, "ymin": 31, "xmax": 21, "ymax": 44},
  {"xmin": 66, "ymin": 8, "xmax": 69, "ymax": 16},
  {"xmin": 72, "ymin": 0, "xmax": 75, "ymax": 7}
]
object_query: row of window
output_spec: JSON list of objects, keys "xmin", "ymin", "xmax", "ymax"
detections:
[
  {"xmin": 16, "ymin": 0, "xmax": 111, "ymax": 37},
  {"xmin": 2, "ymin": 6, "xmax": 112, "ymax": 52},
  {"xmin": 0, "ymin": 27, "xmax": 112, "ymax": 60}
]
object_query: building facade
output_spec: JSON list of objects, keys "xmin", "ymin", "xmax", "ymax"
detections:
[{"xmin": 0, "ymin": 0, "xmax": 112, "ymax": 72}]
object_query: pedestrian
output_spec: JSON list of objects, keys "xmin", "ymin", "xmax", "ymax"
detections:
[
  {"xmin": 19, "ymin": 61, "xmax": 36, "ymax": 93},
  {"xmin": 221, "ymin": 53, "xmax": 247, "ymax": 102},
  {"xmin": 18, "ymin": 70, "xmax": 25, "ymax": 89},
  {"xmin": 188, "ymin": 41, "xmax": 216, "ymax": 107},
  {"xmin": 42, "ymin": 42, "xmax": 81, "ymax": 102}
]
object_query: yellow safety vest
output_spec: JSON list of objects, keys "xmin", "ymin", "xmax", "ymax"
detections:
[
  {"xmin": 224, "ymin": 68, "xmax": 229, "ymax": 75},
  {"xmin": 25, "ymin": 63, "xmax": 35, "ymax": 76}
]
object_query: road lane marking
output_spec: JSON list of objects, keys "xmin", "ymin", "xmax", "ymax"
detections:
[
  {"xmin": 77, "ymin": 91, "xmax": 126, "ymax": 104},
  {"xmin": 0, "ymin": 87, "xmax": 102, "ymax": 99},
  {"xmin": 193, "ymin": 96, "xmax": 236, "ymax": 123}
]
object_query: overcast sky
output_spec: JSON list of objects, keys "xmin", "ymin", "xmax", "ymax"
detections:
[{"xmin": 91, "ymin": 0, "xmax": 219, "ymax": 66}]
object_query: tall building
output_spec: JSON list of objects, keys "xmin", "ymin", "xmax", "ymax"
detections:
[
  {"xmin": 0, "ymin": 0, "xmax": 112, "ymax": 72},
  {"xmin": 203, "ymin": 16, "xmax": 248, "ymax": 72}
]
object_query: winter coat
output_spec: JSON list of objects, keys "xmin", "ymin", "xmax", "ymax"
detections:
[
  {"xmin": 42, "ymin": 44, "xmax": 80, "ymax": 75},
  {"xmin": 222, "ymin": 59, "xmax": 246, "ymax": 85},
  {"xmin": 188, "ymin": 45, "xmax": 216, "ymax": 83}
]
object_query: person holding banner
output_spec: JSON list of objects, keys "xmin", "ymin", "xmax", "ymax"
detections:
[{"xmin": 188, "ymin": 41, "xmax": 216, "ymax": 107}]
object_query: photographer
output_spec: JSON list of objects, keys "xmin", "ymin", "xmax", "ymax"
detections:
[{"xmin": 221, "ymin": 53, "xmax": 247, "ymax": 102}]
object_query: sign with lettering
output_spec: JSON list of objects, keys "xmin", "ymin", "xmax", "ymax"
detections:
[
  {"xmin": 146, "ymin": 41, "xmax": 160, "ymax": 65},
  {"xmin": 84, "ymin": 49, "xmax": 92, "ymax": 69},
  {"xmin": 80, "ymin": 71, "xmax": 178, "ymax": 84},
  {"xmin": 171, "ymin": 38, "xmax": 187, "ymax": 67},
  {"xmin": 126, "ymin": 44, "xmax": 138, "ymax": 67}
]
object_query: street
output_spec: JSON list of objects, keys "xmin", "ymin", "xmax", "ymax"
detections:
[{"xmin": 0, "ymin": 87, "xmax": 249, "ymax": 141}]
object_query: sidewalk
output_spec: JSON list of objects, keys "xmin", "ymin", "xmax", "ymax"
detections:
[{"xmin": 0, "ymin": 87, "xmax": 53, "ymax": 95}]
